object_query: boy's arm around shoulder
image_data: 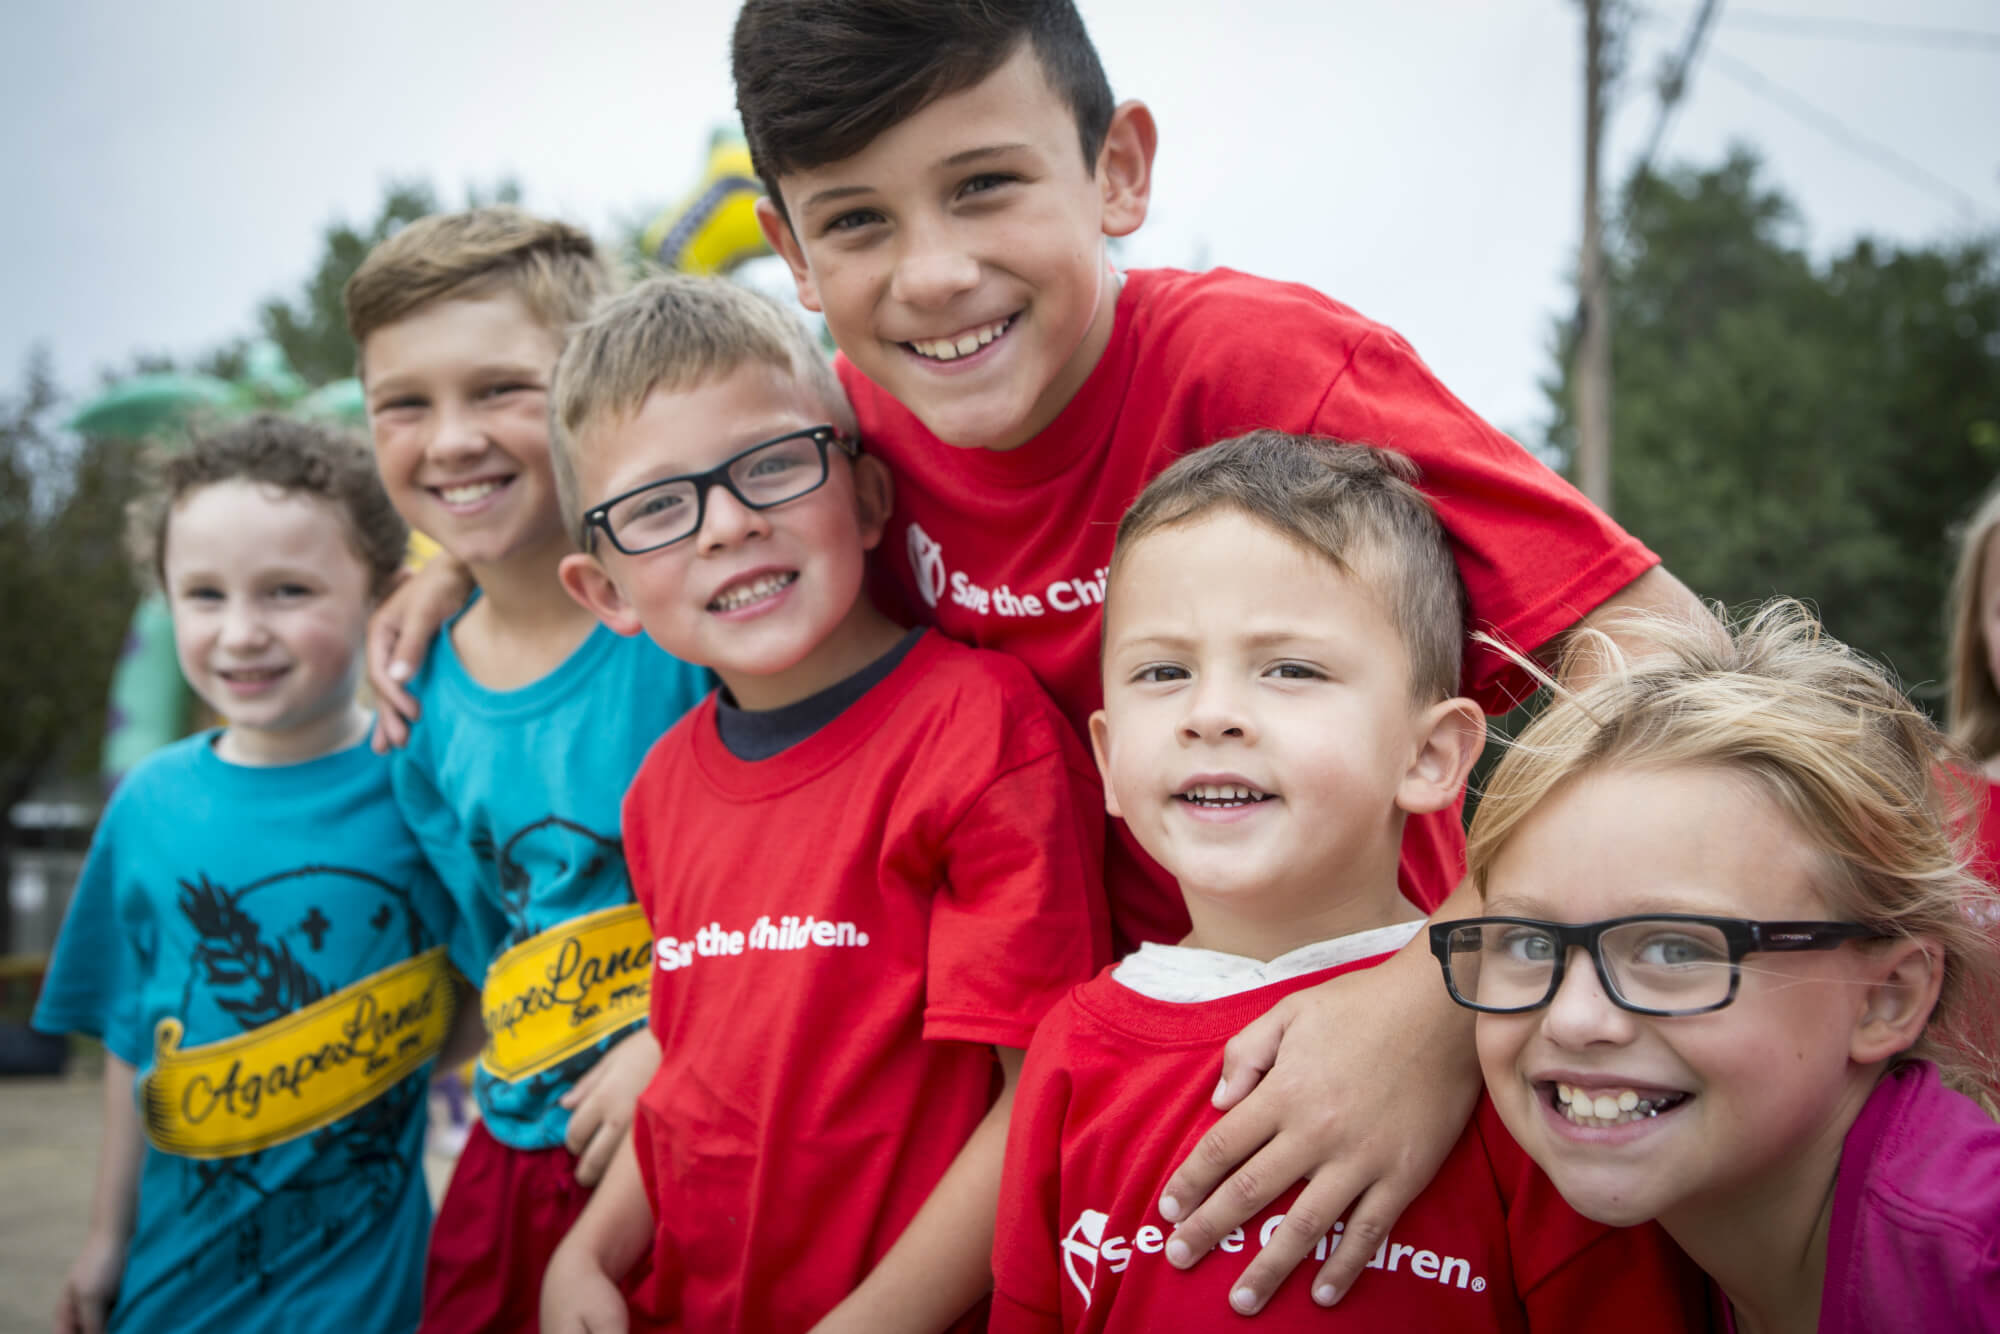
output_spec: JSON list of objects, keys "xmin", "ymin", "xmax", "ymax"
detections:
[
  {"xmin": 1304, "ymin": 317, "xmax": 1702, "ymax": 702},
  {"xmin": 366, "ymin": 551, "xmax": 473, "ymax": 751}
]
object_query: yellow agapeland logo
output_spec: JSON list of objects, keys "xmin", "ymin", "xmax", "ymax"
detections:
[
  {"xmin": 142, "ymin": 945, "xmax": 456, "ymax": 1158},
  {"xmin": 479, "ymin": 902, "xmax": 653, "ymax": 1082}
]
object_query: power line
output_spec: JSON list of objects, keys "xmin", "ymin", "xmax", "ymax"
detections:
[
  {"xmin": 1705, "ymin": 47, "xmax": 1985, "ymax": 220},
  {"xmin": 1716, "ymin": 8, "xmax": 2000, "ymax": 52},
  {"xmin": 1635, "ymin": 0, "xmax": 1722, "ymax": 180}
]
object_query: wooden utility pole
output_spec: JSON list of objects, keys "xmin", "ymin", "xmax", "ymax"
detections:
[{"xmin": 1576, "ymin": 0, "xmax": 1614, "ymax": 512}]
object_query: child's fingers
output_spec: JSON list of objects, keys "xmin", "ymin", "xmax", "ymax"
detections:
[
  {"xmin": 1209, "ymin": 995, "xmax": 1296, "ymax": 1112},
  {"xmin": 560, "ymin": 1058, "xmax": 608, "ymax": 1113},
  {"xmin": 1207, "ymin": 1160, "xmax": 1371, "ymax": 1314},
  {"xmin": 572, "ymin": 1119, "xmax": 623, "ymax": 1187},
  {"xmin": 1308, "ymin": 1184, "xmax": 1401, "ymax": 1308}
]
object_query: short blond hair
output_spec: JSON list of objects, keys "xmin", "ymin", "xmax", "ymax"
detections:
[
  {"xmin": 1111, "ymin": 432, "xmax": 1467, "ymax": 703},
  {"xmin": 343, "ymin": 206, "xmax": 608, "ymax": 370},
  {"xmin": 550, "ymin": 274, "xmax": 855, "ymax": 542},
  {"xmin": 1467, "ymin": 599, "xmax": 2000, "ymax": 1107}
]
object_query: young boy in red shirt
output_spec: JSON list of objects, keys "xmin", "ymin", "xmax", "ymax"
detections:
[
  {"xmin": 539, "ymin": 274, "xmax": 1108, "ymax": 1332},
  {"xmin": 990, "ymin": 433, "xmax": 1709, "ymax": 1331}
]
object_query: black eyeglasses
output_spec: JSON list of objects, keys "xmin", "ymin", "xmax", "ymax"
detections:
[
  {"xmin": 583, "ymin": 425, "xmax": 858, "ymax": 555},
  {"xmin": 1429, "ymin": 914, "xmax": 1888, "ymax": 1017}
]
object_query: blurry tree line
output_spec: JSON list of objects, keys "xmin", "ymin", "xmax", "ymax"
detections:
[
  {"xmin": 0, "ymin": 180, "xmax": 515, "ymax": 810},
  {"xmin": 3, "ymin": 152, "xmax": 1997, "ymax": 816},
  {"xmin": 1541, "ymin": 147, "xmax": 2000, "ymax": 697}
]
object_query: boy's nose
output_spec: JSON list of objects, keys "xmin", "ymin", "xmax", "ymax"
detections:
[
  {"xmin": 1541, "ymin": 948, "xmax": 1636, "ymax": 1048},
  {"xmin": 1177, "ymin": 680, "xmax": 1256, "ymax": 745},
  {"xmin": 219, "ymin": 601, "xmax": 271, "ymax": 650},
  {"xmin": 427, "ymin": 403, "xmax": 489, "ymax": 462},
  {"xmin": 889, "ymin": 222, "xmax": 981, "ymax": 310},
  {"xmin": 696, "ymin": 483, "xmax": 771, "ymax": 552}
]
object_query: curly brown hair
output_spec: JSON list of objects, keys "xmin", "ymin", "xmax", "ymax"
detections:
[{"xmin": 128, "ymin": 415, "xmax": 408, "ymax": 599}]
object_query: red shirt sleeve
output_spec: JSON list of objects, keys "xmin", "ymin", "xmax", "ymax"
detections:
[
  {"xmin": 992, "ymin": 1003, "xmax": 1080, "ymax": 1334},
  {"xmin": 924, "ymin": 701, "xmax": 1109, "ymax": 1049},
  {"xmin": 1312, "ymin": 328, "xmax": 1658, "ymax": 710}
]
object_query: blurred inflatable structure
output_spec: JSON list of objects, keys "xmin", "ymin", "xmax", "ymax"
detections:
[{"xmin": 642, "ymin": 130, "xmax": 771, "ymax": 276}]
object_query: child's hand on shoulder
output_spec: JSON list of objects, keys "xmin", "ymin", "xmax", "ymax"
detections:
[
  {"xmin": 55, "ymin": 1228, "xmax": 125, "ymax": 1334},
  {"xmin": 561, "ymin": 1027, "xmax": 660, "ymax": 1186},
  {"xmin": 541, "ymin": 1240, "xmax": 630, "ymax": 1334}
]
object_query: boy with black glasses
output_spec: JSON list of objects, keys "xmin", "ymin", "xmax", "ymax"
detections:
[{"xmin": 542, "ymin": 273, "xmax": 1108, "ymax": 1333}]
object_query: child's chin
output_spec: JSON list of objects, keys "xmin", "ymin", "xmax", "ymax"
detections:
[{"xmin": 1541, "ymin": 1167, "xmax": 1666, "ymax": 1229}]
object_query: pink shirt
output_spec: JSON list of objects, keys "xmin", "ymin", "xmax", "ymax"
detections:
[{"xmin": 1821, "ymin": 1060, "xmax": 2000, "ymax": 1332}]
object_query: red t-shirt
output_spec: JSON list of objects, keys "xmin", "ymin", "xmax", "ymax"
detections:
[
  {"xmin": 622, "ymin": 632, "xmax": 1108, "ymax": 1331},
  {"xmin": 993, "ymin": 955, "xmax": 1710, "ymax": 1333},
  {"xmin": 1972, "ymin": 776, "xmax": 2000, "ymax": 886},
  {"xmin": 841, "ymin": 266, "xmax": 1658, "ymax": 948}
]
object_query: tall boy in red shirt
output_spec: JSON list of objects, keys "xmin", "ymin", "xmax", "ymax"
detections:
[
  {"xmin": 539, "ymin": 274, "xmax": 1107, "ymax": 1332},
  {"xmin": 991, "ymin": 433, "xmax": 1708, "ymax": 1331}
]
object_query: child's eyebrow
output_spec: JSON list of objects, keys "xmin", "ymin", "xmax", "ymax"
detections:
[
  {"xmin": 940, "ymin": 143, "xmax": 1032, "ymax": 168},
  {"xmin": 800, "ymin": 184, "xmax": 876, "ymax": 214}
]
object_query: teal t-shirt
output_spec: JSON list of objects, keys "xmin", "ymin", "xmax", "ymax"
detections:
[
  {"xmin": 35, "ymin": 730, "xmax": 461, "ymax": 1334},
  {"xmin": 391, "ymin": 614, "xmax": 711, "ymax": 1150}
]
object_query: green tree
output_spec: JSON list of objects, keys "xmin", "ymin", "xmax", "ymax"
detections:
[
  {"xmin": 0, "ymin": 351, "xmax": 145, "ymax": 814},
  {"xmin": 1543, "ymin": 148, "xmax": 2000, "ymax": 694},
  {"xmin": 257, "ymin": 178, "xmax": 521, "ymax": 386}
]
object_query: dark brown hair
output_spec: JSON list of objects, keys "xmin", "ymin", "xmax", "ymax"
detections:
[
  {"xmin": 732, "ymin": 0, "xmax": 1115, "ymax": 217},
  {"xmin": 1112, "ymin": 432, "xmax": 1468, "ymax": 703},
  {"xmin": 129, "ymin": 415, "xmax": 408, "ymax": 598}
]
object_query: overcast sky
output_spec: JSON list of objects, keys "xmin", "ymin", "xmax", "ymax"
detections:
[{"xmin": 5, "ymin": 1, "xmax": 1996, "ymax": 443}]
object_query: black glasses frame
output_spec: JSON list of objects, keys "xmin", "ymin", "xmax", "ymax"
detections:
[
  {"xmin": 582, "ymin": 425, "xmax": 858, "ymax": 555},
  {"xmin": 1428, "ymin": 913, "xmax": 1888, "ymax": 1017}
]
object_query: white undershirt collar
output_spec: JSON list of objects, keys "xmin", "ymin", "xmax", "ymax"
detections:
[{"xmin": 1112, "ymin": 920, "xmax": 1426, "ymax": 1004}]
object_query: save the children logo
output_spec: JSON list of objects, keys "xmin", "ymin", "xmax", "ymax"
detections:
[
  {"xmin": 653, "ymin": 913, "xmax": 872, "ymax": 972},
  {"xmin": 902, "ymin": 519, "xmax": 1110, "ymax": 620},
  {"xmin": 909, "ymin": 521, "xmax": 947, "ymax": 608},
  {"xmin": 1057, "ymin": 1205, "xmax": 1489, "ymax": 1305},
  {"xmin": 1062, "ymin": 1209, "xmax": 1113, "ymax": 1307}
]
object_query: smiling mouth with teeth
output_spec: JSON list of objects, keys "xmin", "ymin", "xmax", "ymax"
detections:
[
  {"xmin": 1176, "ymin": 784, "xmax": 1272, "ymax": 808},
  {"xmin": 906, "ymin": 316, "xmax": 1015, "ymax": 362},
  {"xmin": 708, "ymin": 571, "xmax": 797, "ymax": 613},
  {"xmin": 435, "ymin": 479, "xmax": 509, "ymax": 506},
  {"xmin": 1552, "ymin": 1082, "xmax": 1689, "ymax": 1128}
]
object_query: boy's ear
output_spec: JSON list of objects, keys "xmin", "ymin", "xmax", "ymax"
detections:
[
  {"xmin": 1087, "ymin": 709, "xmax": 1123, "ymax": 819},
  {"xmin": 757, "ymin": 198, "xmax": 822, "ymax": 314},
  {"xmin": 1097, "ymin": 100, "xmax": 1157, "ymax": 240},
  {"xmin": 1397, "ymin": 698, "xmax": 1487, "ymax": 816},
  {"xmin": 852, "ymin": 453, "xmax": 895, "ymax": 552},
  {"xmin": 557, "ymin": 552, "xmax": 644, "ymax": 638},
  {"xmin": 1850, "ymin": 938, "xmax": 1945, "ymax": 1065}
]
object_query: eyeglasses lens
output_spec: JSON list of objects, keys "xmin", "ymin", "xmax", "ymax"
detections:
[
  {"xmin": 604, "ymin": 433, "xmax": 829, "ymax": 552},
  {"xmin": 1446, "ymin": 920, "xmax": 1735, "ymax": 1013}
]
